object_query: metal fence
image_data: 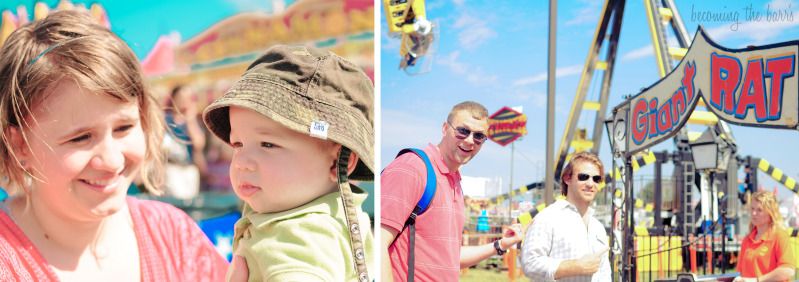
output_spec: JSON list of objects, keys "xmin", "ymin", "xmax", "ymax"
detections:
[{"xmin": 628, "ymin": 227, "xmax": 799, "ymax": 281}]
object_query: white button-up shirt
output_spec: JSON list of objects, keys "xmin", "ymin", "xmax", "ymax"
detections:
[{"xmin": 521, "ymin": 199, "xmax": 611, "ymax": 282}]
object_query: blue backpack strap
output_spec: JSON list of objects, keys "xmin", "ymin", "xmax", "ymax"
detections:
[
  {"xmin": 394, "ymin": 148, "xmax": 437, "ymax": 282},
  {"xmin": 397, "ymin": 148, "xmax": 437, "ymax": 217}
]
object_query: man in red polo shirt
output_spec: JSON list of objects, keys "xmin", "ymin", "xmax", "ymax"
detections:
[{"xmin": 381, "ymin": 101, "xmax": 523, "ymax": 282}]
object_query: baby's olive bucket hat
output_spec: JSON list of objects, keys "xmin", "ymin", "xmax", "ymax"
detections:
[{"xmin": 203, "ymin": 44, "xmax": 374, "ymax": 181}]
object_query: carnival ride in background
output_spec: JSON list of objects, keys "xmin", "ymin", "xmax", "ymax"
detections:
[
  {"xmin": 553, "ymin": 1, "xmax": 798, "ymax": 281},
  {"xmin": 383, "ymin": 0, "xmax": 437, "ymax": 74},
  {"xmin": 470, "ymin": 1, "xmax": 799, "ymax": 281}
]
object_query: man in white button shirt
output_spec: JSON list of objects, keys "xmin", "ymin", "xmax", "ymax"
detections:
[{"xmin": 521, "ymin": 152, "xmax": 611, "ymax": 282}]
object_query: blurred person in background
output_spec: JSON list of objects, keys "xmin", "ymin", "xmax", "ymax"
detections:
[{"xmin": 163, "ymin": 85, "xmax": 208, "ymax": 199}]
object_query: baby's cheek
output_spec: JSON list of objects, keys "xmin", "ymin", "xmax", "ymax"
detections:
[{"xmin": 229, "ymin": 169, "xmax": 241, "ymax": 187}]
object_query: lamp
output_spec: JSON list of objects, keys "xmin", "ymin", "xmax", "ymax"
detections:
[
  {"xmin": 689, "ymin": 128, "xmax": 719, "ymax": 170},
  {"xmin": 689, "ymin": 123, "xmax": 737, "ymax": 172}
]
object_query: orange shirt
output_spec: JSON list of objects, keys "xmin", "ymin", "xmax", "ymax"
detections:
[{"xmin": 738, "ymin": 226, "xmax": 796, "ymax": 280}]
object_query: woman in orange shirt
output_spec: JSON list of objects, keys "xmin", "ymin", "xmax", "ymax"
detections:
[{"xmin": 735, "ymin": 191, "xmax": 796, "ymax": 282}]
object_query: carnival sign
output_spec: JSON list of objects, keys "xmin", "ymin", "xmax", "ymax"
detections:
[
  {"xmin": 617, "ymin": 27, "xmax": 799, "ymax": 154},
  {"xmin": 177, "ymin": 0, "xmax": 374, "ymax": 66},
  {"xmin": 488, "ymin": 107, "xmax": 528, "ymax": 146}
]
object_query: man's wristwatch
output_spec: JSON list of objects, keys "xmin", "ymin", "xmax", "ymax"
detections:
[{"xmin": 493, "ymin": 240, "xmax": 507, "ymax": 255}]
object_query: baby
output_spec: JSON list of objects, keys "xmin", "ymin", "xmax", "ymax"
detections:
[{"xmin": 203, "ymin": 45, "xmax": 374, "ymax": 281}]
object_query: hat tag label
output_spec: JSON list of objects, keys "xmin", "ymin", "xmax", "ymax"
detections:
[{"xmin": 310, "ymin": 120, "xmax": 329, "ymax": 139}]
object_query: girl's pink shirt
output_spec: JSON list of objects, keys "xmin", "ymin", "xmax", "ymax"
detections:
[{"xmin": 0, "ymin": 197, "xmax": 228, "ymax": 281}]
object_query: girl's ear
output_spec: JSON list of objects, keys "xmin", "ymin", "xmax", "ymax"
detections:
[{"xmin": 6, "ymin": 126, "xmax": 31, "ymax": 162}]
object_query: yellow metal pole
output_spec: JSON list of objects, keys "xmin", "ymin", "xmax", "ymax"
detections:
[{"xmin": 643, "ymin": 0, "xmax": 668, "ymax": 77}]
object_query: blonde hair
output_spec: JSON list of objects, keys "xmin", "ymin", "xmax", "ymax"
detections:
[
  {"xmin": 447, "ymin": 101, "xmax": 488, "ymax": 123},
  {"xmin": 749, "ymin": 191, "xmax": 784, "ymax": 232},
  {"xmin": 0, "ymin": 10, "xmax": 164, "ymax": 195},
  {"xmin": 560, "ymin": 152, "xmax": 604, "ymax": 196}
]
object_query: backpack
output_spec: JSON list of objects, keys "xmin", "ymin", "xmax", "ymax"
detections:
[{"xmin": 388, "ymin": 148, "xmax": 437, "ymax": 282}]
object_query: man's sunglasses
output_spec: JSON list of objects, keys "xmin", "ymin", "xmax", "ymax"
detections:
[
  {"xmin": 448, "ymin": 122, "xmax": 487, "ymax": 144},
  {"xmin": 577, "ymin": 173, "xmax": 603, "ymax": 183}
]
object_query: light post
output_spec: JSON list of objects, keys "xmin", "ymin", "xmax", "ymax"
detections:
[{"xmin": 688, "ymin": 124, "xmax": 737, "ymax": 273}]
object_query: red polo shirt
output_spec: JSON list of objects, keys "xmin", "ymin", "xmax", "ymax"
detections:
[{"xmin": 381, "ymin": 144, "xmax": 465, "ymax": 282}]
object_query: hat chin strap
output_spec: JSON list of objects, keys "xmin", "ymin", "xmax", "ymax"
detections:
[{"xmin": 337, "ymin": 147, "xmax": 370, "ymax": 282}]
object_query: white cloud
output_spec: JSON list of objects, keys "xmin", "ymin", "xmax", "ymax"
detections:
[
  {"xmin": 437, "ymin": 51, "xmax": 468, "ymax": 73},
  {"xmin": 512, "ymin": 73, "xmax": 546, "ymax": 87},
  {"xmin": 513, "ymin": 90, "xmax": 548, "ymax": 108},
  {"xmin": 512, "ymin": 65, "xmax": 583, "ymax": 87},
  {"xmin": 452, "ymin": 13, "xmax": 473, "ymax": 29},
  {"xmin": 706, "ymin": 18, "xmax": 799, "ymax": 44},
  {"xmin": 622, "ymin": 46, "xmax": 653, "ymax": 61},
  {"xmin": 465, "ymin": 72, "xmax": 498, "ymax": 85},
  {"xmin": 554, "ymin": 64, "xmax": 583, "ymax": 77},
  {"xmin": 452, "ymin": 0, "xmax": 465, "ymax": 7},
  {"xmin": 437, "ymin": 51, "xmax": 498, "ymax": 85},
  {"xmin": 620, "ymin": 37, "xmax": 678, "ymax": 62},
  {"xmin": 453, "ymin": 13, "xmax": 497, "ymax": 49},
  {"xmin": 566, "ymin": 0, "xmax": 600, "ymax": 26},
  {"xmin": 460, "ymin": 25, "xmax": 497, "ymax": 49}
]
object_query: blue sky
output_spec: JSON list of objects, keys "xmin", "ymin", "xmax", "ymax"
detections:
[{"xmin": 380, "ymin": 0, "xmax": 799, "ymax": 202}]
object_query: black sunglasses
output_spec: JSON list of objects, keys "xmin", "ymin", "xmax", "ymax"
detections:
[
  {"xmin": 448, "ymin": 122, "xmax": 487, "ymax": 144},
  {"xmin": 577, "ymin": 173, "xmax": 603, "ymax": 183}
]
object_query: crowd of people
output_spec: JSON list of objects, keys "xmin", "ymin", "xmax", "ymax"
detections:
[{"xmin": 380, "ymin": 100, "xmax": 796, "ymax": 282}]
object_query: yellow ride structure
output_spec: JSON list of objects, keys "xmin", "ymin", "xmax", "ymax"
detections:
[{"xmin": 383, "ymin": 0, "xmax": 434, "ymax": 71}]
